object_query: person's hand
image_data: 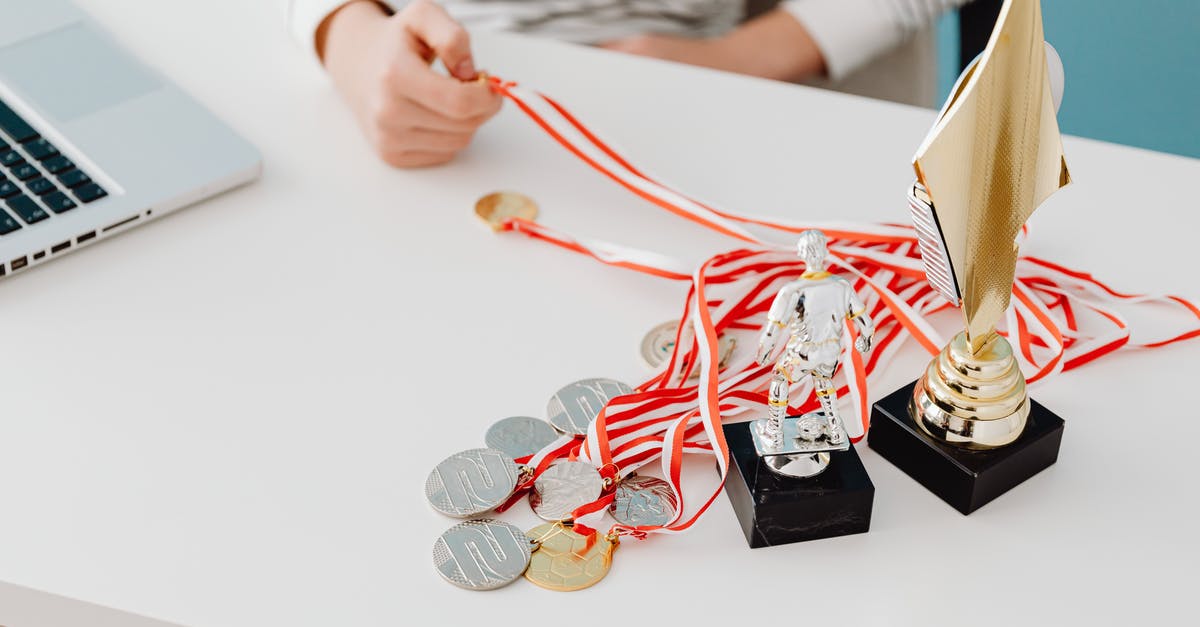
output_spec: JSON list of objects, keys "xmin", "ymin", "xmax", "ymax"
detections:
[
  {"xmin": 855, "ymin": 335, "xmax": 871, "ymax": 354},
  {"xmin": 317, "ymin": 0, "xmax": 502, "ymax": 167},
  {"xmin": 601, "ymin": 8, "xmax": 826, "ymax": 82}
]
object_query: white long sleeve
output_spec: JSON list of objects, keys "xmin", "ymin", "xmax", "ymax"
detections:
[{"xmin": 783, "ymin": 0, "xmax": 968, "ymax": 80}]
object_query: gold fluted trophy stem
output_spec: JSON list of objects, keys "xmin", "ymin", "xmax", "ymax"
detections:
[
  {"xmin": 911, "ymin": 331, "xmax": 1030, "ymax": 448},
  {"xmin": 907, "ymin": 0, "xmax": 1070, "ymax": 450}
]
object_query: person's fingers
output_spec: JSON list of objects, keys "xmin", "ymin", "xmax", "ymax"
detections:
[
  {"xmin": 398, "ymin": 63, "xmax": 503, "ymax": 121},
  {"xmin": 384, "ymin": 1, "xmax": 503, "ymax": 122},
  {"xmin": 369, "ymin": 95, "xmax": 484, "ymax": 134},
  {"xmin": 403, "ymin": 0, "xmax": 475, "ymax": 79}
]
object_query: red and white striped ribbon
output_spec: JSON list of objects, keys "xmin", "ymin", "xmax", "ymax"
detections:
[{"xmin": 482, "ymin": 76, "xmax": 1200, "ymax": 541}]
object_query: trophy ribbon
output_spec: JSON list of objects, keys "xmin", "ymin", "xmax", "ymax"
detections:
[
  {"xmin": 468, "ymin": 74, "xmax": 1200, "ymax": 545},
  {"xmin": 482, "ymin": 75, "xmax": 1198, "ymax": 380}
]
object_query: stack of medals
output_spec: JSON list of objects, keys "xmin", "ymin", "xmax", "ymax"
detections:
[{"xmin": 425, "ymin": 377, "xmax": 679, "ymax": 592}]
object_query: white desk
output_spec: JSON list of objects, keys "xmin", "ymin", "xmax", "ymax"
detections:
[{"xmin": 1, "ymin": 1, "xmax": 1197, "ymax": 625}]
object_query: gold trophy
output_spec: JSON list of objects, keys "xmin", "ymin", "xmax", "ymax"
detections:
[{"xmin": 869, "ymin": 0, "xmax": 1070, "ymax": 514}]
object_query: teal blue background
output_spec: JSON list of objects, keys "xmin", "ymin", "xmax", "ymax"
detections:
[{"xmin": 936, "ymin": 1, "xmax": 1200, "ymax": 159}]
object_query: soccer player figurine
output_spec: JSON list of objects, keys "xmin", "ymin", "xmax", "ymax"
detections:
[{"xmin": 754, "ymin": 230, "xmax": 875, "ymax": 462}]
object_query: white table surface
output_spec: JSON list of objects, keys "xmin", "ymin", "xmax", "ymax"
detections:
[{"xmin": 1, "ymin": 1, "xmax": 1197, "ymax": 626}]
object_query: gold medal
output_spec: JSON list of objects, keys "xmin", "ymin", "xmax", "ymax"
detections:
[
  {"xmin": 474, "ymin": 192, "xmax": 538, "ymax": 232},
  {"xmin": 524, "ymin": 522, "xmax": 616, "ymax": 592}
]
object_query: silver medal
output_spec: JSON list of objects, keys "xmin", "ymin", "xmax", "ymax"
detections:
[
  {"xmin": 425, "ymin": 448, "xmax": 519, "ymax": 518},
  {"xmin": 484, "ymin": 416, "xmax": 559, "ymax": 459},
  {"xmin": 609, "ymin": 474, "xmax": 678, "ymax": 527},
  {"xmin": 529, "ymin": 460, "xmax": 605, "ymax": 521},
  {"xmin": 432, "ymin": 519, "xmax": 533, "ymax": 590},
  {"xmin": 546, "ymin": 378, "xmax": 633, "ymax": 436}
]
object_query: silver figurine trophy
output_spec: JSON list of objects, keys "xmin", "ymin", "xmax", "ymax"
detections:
[{"xmin": 752, "ymin": 230, "xmax": 875, "ymax": 478}]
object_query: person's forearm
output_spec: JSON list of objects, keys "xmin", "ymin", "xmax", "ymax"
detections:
[
  {"xmin": 717, "ymin": 8, "xmax": 826, "ymax": 81},
  {"xmin": 602, "ymin": 8, "xmax": 827, "ymax": 82}
]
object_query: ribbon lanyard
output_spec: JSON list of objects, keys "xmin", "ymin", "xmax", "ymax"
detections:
[{"xmin": 483, "ymin": 75, "xmax": 1200, "ymax": 541}]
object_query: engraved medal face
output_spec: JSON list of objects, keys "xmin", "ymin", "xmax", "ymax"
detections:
[
  {"xmin": 484, "ymin": 416, "xmax": 559, "ymax": 460},
  {"xmin": 475, "ymin": 191, "xmax": 538, "ymax": 231},
  {"xmin": 640, "ymin": 321, "xmax": 682, "ymax": 368},
  {"xmin": 546, "ymin": 378, "xmax": 633, "ymax": 436},
  {"xmin": 425, "ymin": 448, "xmax": 519, "ymax": 518},
  {"xmin": 433, "ymin": 519, "xmax": 533, "ymax": 590},
  {"xmin": 525, "ymin": 523, "xmax": 614, "ymax": 591},
  {"xmin": 639, "ymin": 321, "xmax": 736, "ymax": 377},
  {"xmin": 528, "ymin": 461, "xmax": 604, "ymax": 522},
  {"xmin": 608, "ymin": 475, "xmax": 678, "ymax": 527}
]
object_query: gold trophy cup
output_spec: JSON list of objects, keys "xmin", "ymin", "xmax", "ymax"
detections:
[{"xmin": 869, "ymin": 0, "xmax": 1070, "ymax": 513}]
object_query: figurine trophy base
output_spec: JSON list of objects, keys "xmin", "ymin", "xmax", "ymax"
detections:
[
  {"xmin": 723, "ymin": 413, "xmax": 874, "ymax": 548},
  {"xmin": 869, "ymin": 335, "xmax": 1066, "ymax": 516}
]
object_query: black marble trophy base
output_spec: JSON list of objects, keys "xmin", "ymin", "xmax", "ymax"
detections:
[
  {"xmin": 723, "ymin": 420, "xmax": 874, "ymax": 548},
  {"xmin": 869, "ymin": 382, "xmax": 1065, "ymax": 515}
]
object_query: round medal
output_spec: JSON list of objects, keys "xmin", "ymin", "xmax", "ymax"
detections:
[
  {"xmin": 433, "ymin": 519, "xmax": 534, "ymax": 591},
  {"xmin": 529, "ymin": 460, "xmax": 604, "ymax": 522},
  {"xmin": 639, "ymin": 321, "xmax": 682, "ymax": 368},
  {"xmin": 525, "ymin": 523, "xmax": 615, "ymax": 591},
  {"xmin": 546, "ymin": 378, "xmax": 633, "ymax": 436},
  {"xmin": 425, "ymin": 448, "xmax": 520, "ymax": 518},
  {"xmin": 475, "ymin": 191, "xmax": 538, "ymax": 231},
  {"xmin": 639, "ymin": 321, "xmax": 736, "ymax": 376},
  {"xmin": 484, "ymin": 416, "xmax": 559, "ymax": 459},
  {"xmin": 608, "ymin": 474, "xmax": 678, "ymax": 527}
]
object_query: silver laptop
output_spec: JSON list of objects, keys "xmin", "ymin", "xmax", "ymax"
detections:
[
  {"xmin": 0, "ymin": 580, "xmax": 184, "ymax": 627},
  {"xmin": 0, "ymin": 0, "xmax": 261, "ymax": 279}
]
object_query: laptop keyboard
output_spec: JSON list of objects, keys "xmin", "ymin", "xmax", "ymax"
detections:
[{"xmin": 0, "ymin": 98, "xmax": 108, "ymax": 236}]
